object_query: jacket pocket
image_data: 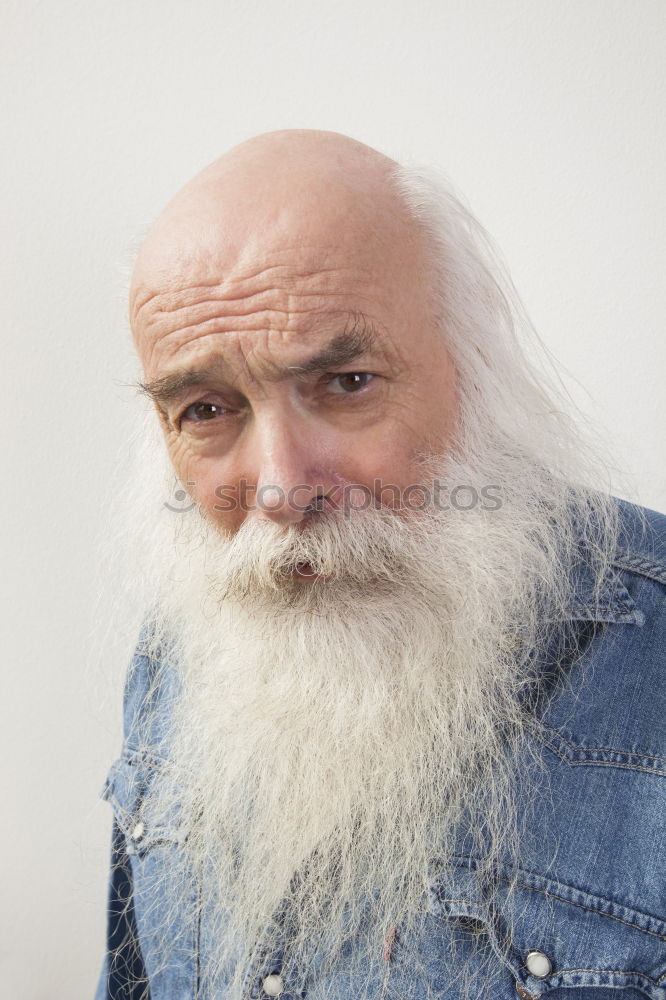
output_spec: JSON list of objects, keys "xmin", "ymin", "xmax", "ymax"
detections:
[
  {"xmin": 101, "ymin": 753, "xmax": 189, "ymax": 857},
  {"xmin": 424, "ymin": 858, "xmax": 666, "ymax": 1000}
]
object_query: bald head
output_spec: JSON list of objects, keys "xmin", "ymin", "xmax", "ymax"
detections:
[{"xmin": 130, "ymin": 131, "xmax": 428, "ymax": 339}]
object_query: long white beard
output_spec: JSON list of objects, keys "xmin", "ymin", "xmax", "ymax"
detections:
[{"xmin": 115, "ymin": 426, "xmax": 619, "ymax": 998}]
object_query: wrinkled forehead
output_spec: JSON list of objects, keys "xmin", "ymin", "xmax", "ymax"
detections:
[{"xmin": 129, "ymin": 175, "xmax": 433, "ymax": 358}]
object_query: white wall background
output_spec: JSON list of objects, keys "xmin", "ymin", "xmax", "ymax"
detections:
[{"xmin": 2, "ymin": 1, "xmax": 665, "ymax": 996}]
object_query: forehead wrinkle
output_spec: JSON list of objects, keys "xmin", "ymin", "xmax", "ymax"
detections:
[
  {"xmin": 134, "ymin": 259, "xmax": 380, "ymax": 356},
  {"xmin": 132, "ymin": 252, "xmax": 365, "ymax": 327},
  {"xmin": 138, "ymin": 312, "xmax": 391, "ymax": 406},
  {"xmin": 132, "ymin": 283, "xmax": 366, "ymax": 357},
  {"xmin": 131, "ymin": 278, "xmax": 223, "ymax": 321},
  {"xmin": 139, "ymin": 297, "xmax": 369, "ymax": 368},
  {"xmin": 229, "ymin": 312, "xmax": 385, "ymax": 383}
]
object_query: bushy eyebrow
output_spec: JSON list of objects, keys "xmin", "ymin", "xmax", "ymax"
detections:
[
  {"xmin": 285, "ymin": 325, "xmax": 377, "ymax": 375},
  {"xmin": 136, "ymin": 314, "xmax": 381, "ymax": 408}
]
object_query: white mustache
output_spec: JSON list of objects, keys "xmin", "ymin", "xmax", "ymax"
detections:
[{"xmin": 202, "ymin": 503, "xmax": 444, "ymax": 598}]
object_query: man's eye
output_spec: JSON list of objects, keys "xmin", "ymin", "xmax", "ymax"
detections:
[
  {"xmin": 327, "ymin": 373, "xmax": 374, "ymax": 394},
  {"xmin": 181, "ymin": 401, "xmax": 229, "ymax": 422}
]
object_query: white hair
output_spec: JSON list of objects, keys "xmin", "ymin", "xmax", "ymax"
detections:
[
  {"xmin": 391, "ymin": 161, "xmax": 623, "ymax": 590},
  {"xmin": 394, "ymin": 163, "xmax": 616, "ymax": 474}
]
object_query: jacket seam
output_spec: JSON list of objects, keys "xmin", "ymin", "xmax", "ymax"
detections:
[
  {"xmin": 120, "ymin": 748, "xmax": 171, "ymax": 769},
  {"xmin": 450, "ymin": 855, "xmax": 666, "ymax": 938},
  {"xmin": 547, "ymin": 967, "xmax": 664, "ymax": 987},
  {"xmin": 553, "ymin": 759, "xmax": 666, "ymax": 776},
  {"xmin": 540, "ymin": 726, "xmax": 666, "ymax": 763},
  {"xmin": 538, "ymin": 724, "xmax": 666, "ymax": 773},
  {"xmin": 504, "ymin": 880, "xmax": 666, "ymax": 943},
  {"xmin": 612, "ymin": 554, "xmax": 666, "ymax": 587}
]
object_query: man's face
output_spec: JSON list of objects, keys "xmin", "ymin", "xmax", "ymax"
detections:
[{"xmin": 130, "ymin": 140, "xmax": 457, "ymax": 560}]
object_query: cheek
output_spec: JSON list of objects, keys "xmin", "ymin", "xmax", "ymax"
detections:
[
  {"xmin": 427, "ymin": 356, "xmax": 459, "ymax": 449},
  {"xmin": 345, "ymin": 442, "xmax": 426, "ymax": 512},
  {"xmin": 350, "ymin": 407, "xmax": 456, "ymax": 513},
  {"xmin": 194, "ymin": 464, "xmax": 247, "ymax": 533},
  {"xmin": 164, "ymin": 442, "xmax": 244, "ymax": 533}
]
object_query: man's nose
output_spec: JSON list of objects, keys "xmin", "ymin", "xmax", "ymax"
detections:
[{"xmin": 252, "ymin": 415, "xmax": 331, "ymax": 526}]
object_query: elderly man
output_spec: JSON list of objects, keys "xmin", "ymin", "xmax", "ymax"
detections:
[{"xmin": 95, "ymin": 130, "xmax": 666, "ymax": 1000}]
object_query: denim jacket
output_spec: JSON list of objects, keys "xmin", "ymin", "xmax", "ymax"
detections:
[{"xmin": 95, "ymin": 498, "xmax": 666, "ymax": 1000}]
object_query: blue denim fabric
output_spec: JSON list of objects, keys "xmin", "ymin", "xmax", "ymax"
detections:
[{"xmin": 95, "ymin": 498, "xmax": 666, "ymax": 1000}]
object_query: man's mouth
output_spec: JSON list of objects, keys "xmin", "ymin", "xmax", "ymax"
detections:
[{"xmin": 291, "ymin": 561, "xmax": 329, "ymax": 582}]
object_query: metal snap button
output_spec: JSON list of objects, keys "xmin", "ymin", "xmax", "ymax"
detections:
[
  {"xmin": 525, "ymin": 950, "xmax": 552, "ymax": 978},
  {"xmin": 262, "ymin": 973, "xmax": 284, "ymax": 996}
]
